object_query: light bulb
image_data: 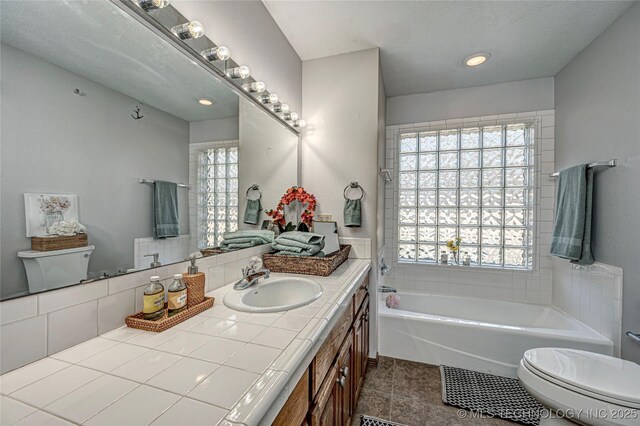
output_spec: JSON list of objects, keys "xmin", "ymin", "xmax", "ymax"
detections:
[
  {"xmin": 243, "ymin": 81, "xmax": 266, "ymax": 93},
  {"xmin": 132, "ymin": 0, "xmax": 170, "ymax": 11},
  {"xmin": 198, "ymin": 98, "xmax": 213, "ymax": 106},
  {"xmin": 463, "ymin": 52, "xmax": 491, "ymax": 67},
  {"xmin": 201, "ymin": 46, "xmax": 230, "ymax": 61},
  {"xmin": 272, "ymin": 103, "xmax": 289, "ymax": 113},
  {"xmin": 260, "ymin": 93, "xmax": 278, "ymax": 104},
  {"xmin": 171, "ymin": 21, "xmax": 204, "ymax": 40},
  {"xmin": 293, "ymin": 119, "xmax": 306, "ymax": 128},
  {"xmin": 283, "ymin": 112, "xmax": 298, "ymax": 121},
  {"xmin": 227, "ymin": 65, "xmax": 250, "ymax": 79},
  {"xmin": 290, "ymin": 112, "xmax": 299, "ymax": 121}
]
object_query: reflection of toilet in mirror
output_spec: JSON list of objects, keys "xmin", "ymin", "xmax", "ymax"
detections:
[{"xmin": 17, "ymin": 245, "xmax": 95, "ymax": 293}]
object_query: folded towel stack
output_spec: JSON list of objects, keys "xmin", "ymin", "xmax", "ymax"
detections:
[
  {"xmin": 272, "ymin": 231, "xmax": 325, "ymax": 256},
  {"xmin": 220, "ymin": 230, "xmax": 275, "ymax": 250}
]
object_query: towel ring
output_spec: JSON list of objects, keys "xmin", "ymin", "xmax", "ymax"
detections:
[
  {"xmin": 343, "ymin": 182, "xmax": 364, "ymax": 200},
  {"xmin": 246, "ymin": 184, "xmax": 262, "ymax": 201}
]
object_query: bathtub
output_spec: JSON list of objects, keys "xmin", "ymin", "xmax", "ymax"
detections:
[{"xmin": 378, "ymin": 292, "xmax": 613, "ymax": 378}]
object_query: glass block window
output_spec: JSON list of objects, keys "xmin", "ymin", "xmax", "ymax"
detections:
[
  {"xmin": 197, "ymin": 146, "xmax": 239, "ymax": 247},
  {"xmin": 397, "ymin": 124, "xmax": 535, "ymax": 269}
]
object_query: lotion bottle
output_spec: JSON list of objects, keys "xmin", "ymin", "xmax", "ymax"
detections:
[
  {"xmin": 167, "ymin": 274, "xmax": 187, "ymax": 316},
  {"xmin": 143, "ymin": 276, "xmax": 165, "ymax": 321}
]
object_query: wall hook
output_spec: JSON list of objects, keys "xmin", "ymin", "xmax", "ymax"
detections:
[
  {"xmin": 73, "ymin": 88, "xmax": 86, "ymax": 96},
  {"xmin": 131, "ymin": 105, "xmax": 144, "ymax": 120}
]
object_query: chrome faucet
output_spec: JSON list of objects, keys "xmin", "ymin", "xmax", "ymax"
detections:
[
  {"xmin": 233, "ymin": 256, "xmax": 270, "ymax": 290},
  {"xmin": 144, "ymin": 253, "xmax": 161, "ymax": 268}
]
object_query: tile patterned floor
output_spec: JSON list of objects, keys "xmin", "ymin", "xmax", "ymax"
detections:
[{"xmin": 353, "ymin": 357, "xmax": 515, "ymax": 426}]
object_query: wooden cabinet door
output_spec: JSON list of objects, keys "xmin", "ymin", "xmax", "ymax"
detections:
[
  {"xmin": 336, "ymin": 329, "xmax": 353, "ymax": 426},
  {"xmin": 311, "ymin": 365, "xmax": 340, "ymax": 426},
  {"xmin": 353, "ymin": 308, "xmax": 365, "ymax": 401},
  {"xmin": 362, "ymin": 301, "xmax": 370, "ymax": 378}
]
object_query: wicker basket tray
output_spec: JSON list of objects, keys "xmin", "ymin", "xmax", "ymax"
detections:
[
  {"xmin": 31, "ymin": 234, "xmax": 88, "ymax": 252},
  {"xmin": 262, "ymin": 245, "xmax": 351, "ymax": 277},
  {"xmin": 125, "ymin": 297, "xmax": 214, "ymax": 332}
]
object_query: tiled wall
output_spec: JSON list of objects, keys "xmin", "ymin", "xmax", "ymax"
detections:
[
  {"xmin": 0, "ymin": 244, "xmax": 268, "ymax": 374},
  {"xmin": 0, "ymin": 239, "xmax": 371, "ymax": 375},
  {"xmin": 383, "ymin": 111, "xmax": 556, "ymax": 304},
  {"xmin": 552, "ymin": 258, "xmax": 623, "ymax": 356},
  {"xmin": 133, "ymin": 235, "xmax": 191, "ymax": 270}
]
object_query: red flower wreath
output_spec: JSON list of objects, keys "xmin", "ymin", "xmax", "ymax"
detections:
[{"xmin": 265, "ymin": 186, "xmax": 317, "ymax": 228}]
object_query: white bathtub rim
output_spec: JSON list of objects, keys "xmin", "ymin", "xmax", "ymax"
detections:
[{"xmin": 378, "ymin": 292, "xmax": 612, "ymax": 347}]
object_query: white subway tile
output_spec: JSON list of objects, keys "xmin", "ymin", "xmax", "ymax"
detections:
[
  {"xmin": 0, "ymin": 316, "xmax": 47, "ymax": 374},
  {"xmin": 38, "ymin": 281, "xmax": 108, "ymax": 314},
  {"xmin": 48, "ymin": 301, "xmax": 98, "ymax": 355},
  {"xmin": 97, "ymin": 289, "xmax": 135, "ymax": 335},
  {"xmin": 0, "ymin": 295, "xmax": 37, "ymax": 326}
]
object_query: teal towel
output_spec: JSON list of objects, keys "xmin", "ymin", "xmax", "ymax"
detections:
[
  {"xmin": 550, "ymin": 165, "xmax": 594, "ymax": 265},
  {"xmin": 153, "ymin": 181, "xmax": 179, "ymax": 239},
  {"xmin": 271, "ymin": 231, "xmax": 325, "ymax": 256},
  {"xmin": 344, "ymin": 199, "xmax": 361, "ymax": 227},
  {"xmin": 219, "ymin": 230, "xmax": 274, "ymax": 250},
  {"xmin": 243, "ymin": 199, "xmax": 261, "ymax": 225}
]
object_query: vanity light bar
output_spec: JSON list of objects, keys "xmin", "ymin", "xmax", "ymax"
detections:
[{"xmin": 119, "ymin": 0, "xmax": 304, "ymax": 132}]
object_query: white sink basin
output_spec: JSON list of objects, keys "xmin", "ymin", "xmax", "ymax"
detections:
[{"xmin": 223, "ymin": 277, "xmax": 323, "ymax": 313}]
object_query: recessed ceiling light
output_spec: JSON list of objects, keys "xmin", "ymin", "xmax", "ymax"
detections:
[
  {"xmin": 464, "ymin": 52, "xmax": 491, "ymax": 67},
  {"xmin": 198, "ymin": 98, "xmax": 213, "ymax": 106}
]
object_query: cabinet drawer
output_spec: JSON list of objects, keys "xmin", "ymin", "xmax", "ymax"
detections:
[
  {"xmin": 353, "ymin": 276, "xmax": 369, "ymax": 317},
  {"xmin": 273, "ymin": 369, "xmax": 310, "ymax": 426},
  {"xmin": 311, "ymin": 299, "xmax": 353, "ymax": 397}
]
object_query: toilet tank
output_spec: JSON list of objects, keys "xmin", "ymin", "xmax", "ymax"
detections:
[{"xmin": 18, "ymin": 245, "xmax": 95, "ymax": 293}]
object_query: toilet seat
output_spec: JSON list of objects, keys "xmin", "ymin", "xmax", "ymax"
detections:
[{"xmin": 522, "ymin": 348, "xmax": 640, "ymax": 409}]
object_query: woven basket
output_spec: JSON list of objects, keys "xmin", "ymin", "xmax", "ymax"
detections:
[
  {"xmin": 262, "ymin": 245, "xmax": 351, "ymax": 277},
  {"xmin": 182, "ymin": 272, "xmax": 205, "ymax": 308},
  {"xmin": 200, "ymin": 248, "xmax": 224, "ymax": 257},
  {"xmin": 125, "ymin": 297, "xmax": 214, "ymax": 332},
  {"xmin": 31, "ymin": 234, "xmax": 88, "ymax": 252}
]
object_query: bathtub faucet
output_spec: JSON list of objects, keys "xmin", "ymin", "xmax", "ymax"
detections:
[{"xmin": 379, "ymin": 285, "xmax": 397, "ymax": 293}]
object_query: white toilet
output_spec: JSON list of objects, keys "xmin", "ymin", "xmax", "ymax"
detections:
[
  {"xmin": 518, "ymin": 348, "xmax": 640, "ymax": 426},
  {"xmin": 18, "ymin": 245, "xmax": 95, "ymax": 293}
]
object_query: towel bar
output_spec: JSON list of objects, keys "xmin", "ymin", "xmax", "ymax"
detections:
[
  {"xmin": 550, "ymin": 159, "xmax": 617, "ymax": 177},
  {"xmin": 139, "ymin": 179, "xmax": 190, "ymax": 189}
]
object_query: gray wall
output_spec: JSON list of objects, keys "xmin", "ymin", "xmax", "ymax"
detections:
[
  {"xmin": 386, "ymin": 77, "xmax": 555, "ymax": 125},
  {"xmin": 554, "ymin": 3, "xmax": 640, "ymax": 362},
  {"xmin": 172, "ymin": 0, "xmax": 302, "ymax": 115},
  {"xmin": 190, "ymin": 117, "xmax": 239, "ymax": 143},
  {"xmin": 1, "ymin": 45, "xmax": 189, "ymax": 299}
]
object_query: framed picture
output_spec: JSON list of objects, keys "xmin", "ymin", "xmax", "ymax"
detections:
[
  {"xmin": 313, "ymin": 220, "xmax": 340, "ymax": 256},
  {"xmin": 24, "ymin": 193, "xmax": 79, "ymax": 237}
]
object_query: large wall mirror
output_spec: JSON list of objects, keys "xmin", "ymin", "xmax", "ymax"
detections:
[{"xmin": 0, "ymin": 1, "xmax": 299, "ymax": 300}]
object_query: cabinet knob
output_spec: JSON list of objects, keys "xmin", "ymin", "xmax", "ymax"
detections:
[
  {"xmin": 364, "ymin": 313, "xmax": 369, "ymax": 322},
  {"xmin": 340, "ymin": 366, "xmax": 349, "ymax": 376},
  {"xmin": 337, "ymin": 376, "xmax": 346, "ymax": 388}
]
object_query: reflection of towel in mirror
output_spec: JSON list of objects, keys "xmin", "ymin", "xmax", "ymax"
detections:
[
  {"xmin": 550, "ymin": 165, "xmax": 594, "ymax": 265},
  {"xmin": 153, "ymin": 181, "xmax": 179, "ymax": 239},
  {"xmin": 243, "ymin": 199, "xmax": 261, "ymax": 225},
  {"xmin": 272, "ymin": 231, "xmax": 325, "ymax": 256},
  {"xmin": 344, "ymin": 199, "xmax": 361, "ymax": 227},
  {"xmin": 220, "ymin": 230, "xmax": 274, "ymax": 250}
]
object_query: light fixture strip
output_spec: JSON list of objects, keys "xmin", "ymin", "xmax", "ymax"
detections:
[{"xmin": 115, "ymin": 0, "xmax": 301, "ymax": 134}]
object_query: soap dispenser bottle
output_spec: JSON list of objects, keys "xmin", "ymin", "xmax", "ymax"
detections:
[
  {"xmin": 143, "ymin": 276, "xmax": 165, "ymax": 321},
  {"xmin": 182, "ymin": 253, "xmax": 206, "ymax": 307},
  {"xmin": 168, "ymin": 274, "xmax": 188, "ymax": 316}
]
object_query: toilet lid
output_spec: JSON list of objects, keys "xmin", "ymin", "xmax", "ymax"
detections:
[{"xmin": 523, "ymin": 348, "xmax": 640, "ymax": 407}]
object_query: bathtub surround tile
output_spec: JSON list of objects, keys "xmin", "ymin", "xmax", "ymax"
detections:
[
  {"xmin": 47, "ymin": 300, "xmax": 98, "ymax": 355},
  {"xmin": 385, "ymin": 112, "xmax": 555, "ymax": 307}
]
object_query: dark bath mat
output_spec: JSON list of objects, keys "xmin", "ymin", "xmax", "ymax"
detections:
[
  {"xmin": 440, "ymin": 365, "xmax": 544, "ymax": 426},
  {"xmin": 360, "ymin": 414, "xmax": 407, "ymax": 426}
]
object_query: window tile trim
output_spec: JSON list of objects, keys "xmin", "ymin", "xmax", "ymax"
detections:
[{"xmin": 392, "ymin": 118, "xmax": 543, "ymax": 272}]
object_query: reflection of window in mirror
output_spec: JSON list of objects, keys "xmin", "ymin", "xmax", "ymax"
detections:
[{"xmin": 193, "ymin": 142, "xmax": 239, "ymax": 248}]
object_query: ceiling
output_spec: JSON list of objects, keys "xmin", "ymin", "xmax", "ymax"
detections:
[
  {"xmin": 0, "ymin": 0, "xmax": 239, "ymax": 122},
  {"xmin": 263, "ymin": 0, "xmax": 635, "ymax": 97}
]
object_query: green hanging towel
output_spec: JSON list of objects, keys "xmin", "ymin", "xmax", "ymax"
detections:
[
  {"xmin": 344, "ymin": 199, "xmax": 361, "ymax": 227},
  {"xmin": 153, "ymin": 181, "xmax": 179, "ymax": 239},
  {"xmin": 243, "ymin": 198, "xmax": 261, "ymax": 225}
]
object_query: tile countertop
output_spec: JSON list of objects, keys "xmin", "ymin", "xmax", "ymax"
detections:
[{"xmin": 0, "ymin": 259, "xmax": 371, "ymax": 426}]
